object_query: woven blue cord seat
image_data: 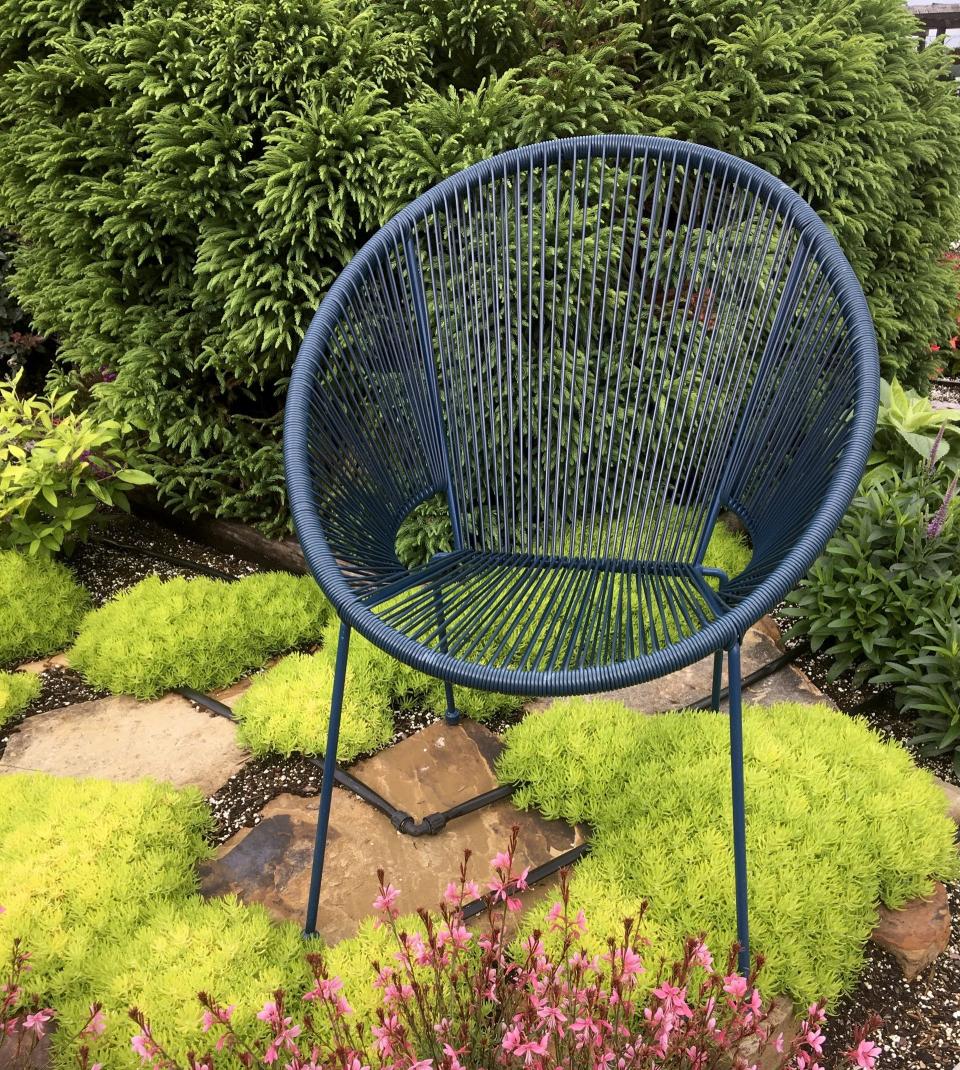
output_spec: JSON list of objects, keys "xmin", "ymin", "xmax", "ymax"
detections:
[{"xmin": 284, "ymin": 136, "xmax": 879, "ymax": 961}]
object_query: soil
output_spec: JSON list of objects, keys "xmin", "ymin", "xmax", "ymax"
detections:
[
  {"xmin": 68, "ymin": 512, "xmax": 258, "ymax": 605},
  {"xmin": 823, "ymin": 878, "xmax": 960, "ymax": 1070},
  {"xmin": 931, "ymin": 377, "xmax": 960, "ymax": 411}
]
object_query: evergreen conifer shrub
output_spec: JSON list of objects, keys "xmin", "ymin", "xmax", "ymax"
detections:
[{"xmin": 1, "ymin": 0, "xmax": 957, "ymax": 533}]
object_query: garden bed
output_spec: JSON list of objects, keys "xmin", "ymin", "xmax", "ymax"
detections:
[{"xmin": 2, "ymin": 512, "xmax": 959, "ymax": 1068}]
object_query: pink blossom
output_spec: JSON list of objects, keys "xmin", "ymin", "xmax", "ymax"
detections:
[
  {"xmin": 23, "ymin": 1008, "xmax": 53, "ymax": 1037},
  {"xmin": 442, "ymin": 1042, "xmax": 466, "ymax": 1070},
  {"xmin": 437, "ymin": 923, "xmax": 471, "ymax": 951},
  {"xmin": 848, "ymin": 1039, "xmax": 881, "ymax": 1069},
  {"xmin": 513, "ymin": 1034, "xmax": 550, "ymax": 1064},
  {"xmin": 257, "ymin": 1000, "xmax": 281, "ymax": 1025},
  {"xmin": 83, "ymin": 1005, "xmax": 107, "ymax": 1036},
  {"xmin": 131, "ymin": 1033, "xmax": 155, "ymax": 1062},
  {"xmin": 373, "ymin": 884, "xmax": 401, "ymax": 918},
  {"xmin": 722, "ymin": 973, "xmax": 748, "ymax": 1000},
  {"xmin": 652, "ymin": 982, "xmax": 692, "ymax": 1020},
  {"xmin": 691, "ymin": 940, "xmax": 713, "ymax": 971},
  {"xmin": 488, "ymin": 876, "xmax": 522, "ymax": 912},
  {"xmin": 303, "ymin": 976, "xmax": 344, "ymax": 1002},
  {"xmin": 490, "ymin": 850, "xmax": 512, "ymax": 870},
  {"xmin": 372, "ymin": 1017, "xmax": 398, "ymax": 1058}
]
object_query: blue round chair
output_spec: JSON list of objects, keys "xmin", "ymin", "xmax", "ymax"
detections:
[{"xmin": 285, "ymin": 136, "xmax": 879, "ymax": 968}]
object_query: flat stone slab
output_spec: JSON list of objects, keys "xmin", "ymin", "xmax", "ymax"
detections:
[
  {"xmin": 934, "ymin": 775, "xmax": 960, "ymax": 825},
  {"xmin": 528, "ymin": 618, "xmax": 829, "ymax": 715},
  {"xmin": 870, "ymin": 881, "xmax": 952, "ymax": 980},
  {"xmin": 17, "ymin": 652, "xmax": 70, "ymax": 674},
  {"xmin": 0, "ymin": 693, "xmax": 247, "ymax": 796},
  {"xmin": 201, "ymin": 721, "xmax": 582, "ymax": 942},
  {"xmin": 353, "ymin": 717, "xmax": 506, "ymax": 817}
]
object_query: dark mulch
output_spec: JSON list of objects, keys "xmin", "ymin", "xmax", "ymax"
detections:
[
  {"xmin": 69, "ymin": 512, "xmax": 257, "ymax": 605},
  {"xmin": 931, "ymin": 377, "xmax": 960, "ymax": 410},
  {"xmin": 823, "ymin": 878, "xmax": 960, "ymax": 1070},
  {"xmin": 207, "ymin": 753, "xmax": 322, "ymax": 846}
]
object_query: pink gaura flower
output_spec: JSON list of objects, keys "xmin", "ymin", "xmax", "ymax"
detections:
[
  {"xmin": 373, "ymin": 884, "xmax": 401, "ymax": 918},
  {"xmin": 652, "ymin": 982, "xmax": 691, "ymax": 1017},
  {"xmin": 691, "ymin": 940, "xmax": 713, "ymax": 971},
  {"xmin": 257, "ymin": 1000, "xmax": 281, "ymax": 1025},
  {"xmin": 722, "ymin": 973, "xmax": 748, "ymax": 1000},
  {"xmin": 490, "ymin": 850, "xmax": 512, "ymax": 870},
  {"xmin": 23, "ymin": 1008, "xmax": 54, "ymax": 1037},
  {"xmin": 131, "ymin": 1033, "xmax": 155, "ymax": 1062},
  {"xmin": 438, "ymin": 922, "xmax": 471, "ymax": 951},
  {"xmin": 303, "ymin": 976, "xmax": 344, "ymax": 1002},
  {"xmin": 848, "ymin": 1039, "xmax": 881, "ymax": 1069},
  {"xmin": 83, "ymin": 1005, "xmax": 107, "ymax": 1036},
  {"xmin": 488, "ymin": 876, "xmax": 523, "ymax": 912}
]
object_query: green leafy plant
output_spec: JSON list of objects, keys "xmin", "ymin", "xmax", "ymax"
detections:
[
  {"xmin": 869, "ymin": 377, "xmax": 960, "ymax": 477},
  {"xmin": 0, "ymin": 773, "xmax": 310, "ymax": 1069},
  {"xmin": 875, "ymin": 614, "xmax": 960, "ymax": 774},
  {"xmin": 783, "ymin": 462, "xmax": 960, "ymax": 681},
  {"xmin": 0, "ymin": 549, "xmax": 89, "ymax": 666},
  {"xmin": 0, "ymin": 0, "xmax": 957, "ymax": 532},
  {"xmin": 69, "ymin": 573, "xmax": 331, "ymax": 698},
  {"xmin": 395, "ymin": 494, "xmax": 454, "ymax": 569},
  {"xmin": 0, "ymin": 230, "xmax": 52, "ymax": 385},
  {"xmin": 0, "ymin": 670, "xmax": 40, "ymax": 728},
  {"xmin": 0, "ymin": 371, "xmax": 154, "ymax": 555},
  {"xmin": 497, "ymin": 698, "xmax": 959, "ymax": 1004},
  {"xmin": 0, "ymin": 774, "xmax": 214, "ymax": 1007}
]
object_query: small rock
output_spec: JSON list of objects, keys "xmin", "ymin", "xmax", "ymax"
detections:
[
  {"xmin": 870, "ymin": 882, "xmax": 952, "ymax": 981},
  {"xmin": 736, "ymin": 995, "xmax": 796, "ymax": 1070},
  {"xmin": 933, "ymin": 775, "xmax": 960, "ymax": 825}
]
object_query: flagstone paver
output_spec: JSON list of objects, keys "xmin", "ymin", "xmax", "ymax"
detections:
[
  {"xmin": 533, "ymin": 618, "xmax": 829, "ymax": 715},
  {"xmin": 0, "ymin": 693, "xmax": 247, "ymax": 795},
  {"xmin": 200, "ymin": 720, "xmax": 584, "ymax": 942}
]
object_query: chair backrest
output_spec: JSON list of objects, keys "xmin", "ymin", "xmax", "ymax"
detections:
[{"xmin": 291, "ymin": 137, "xmax": 877, "ymax": 590}]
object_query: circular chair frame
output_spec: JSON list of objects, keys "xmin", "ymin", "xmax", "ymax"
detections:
[{"xmin": 285, "ymin": 135, "xmax": 880, "ymax": 962}]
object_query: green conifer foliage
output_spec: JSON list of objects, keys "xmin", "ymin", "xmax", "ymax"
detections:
[{"xmin": 0, "ymin": 0, "xmax": 957, "ymax": 534}]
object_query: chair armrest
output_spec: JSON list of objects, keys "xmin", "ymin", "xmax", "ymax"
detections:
[{"xmin": 285, "ymin": 269, "xmax": 449, "ymax": 603}]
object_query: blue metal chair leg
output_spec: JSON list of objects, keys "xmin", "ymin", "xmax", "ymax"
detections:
[
  {"xmin": 304, "ymin": 621, "xmax": 350, "ymax": 937},
  {"xmin": 711, "ymin": 648, "xmax": 724, "ymax": 711},
  {"xmin": 433, "ymin": 586, "xmax": 460, "ymax": 725},
  {"xmin": 443, "ymin": 679, "xmax": 460, "ymax": 726},
  {"xmin": 727, "ymin": 641, "xmax": 751, "ymax": 975}
]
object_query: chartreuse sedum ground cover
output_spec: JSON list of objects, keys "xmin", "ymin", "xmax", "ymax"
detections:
[
  {"xmin": 234, "ymin": 617, "xmax": 523, "ymax": 760},
  {"xmin": 69, "ymin": 572, "xmax": 331, "ymax": 698},
  {"xmin": 0, "ymin": 549, "xmax": 89, "ymax": 666},
  {"xmin": 233, "ymin": 523, "xmax": 751, "ymax": 760},
  {"xmin": 0, "ymin": 670, "xmax": 40, "ymax": 728},
  {"xmin": 1, "ymin": 703, "xmax": 954, "ymax": 1064},
  {"xmin": 497, "ymin": 700, "xmax": 959, "ymax": 1004},
  {"xmin": 0, "ymin": 773, "xmax": 310, "ymax": 1069}
]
